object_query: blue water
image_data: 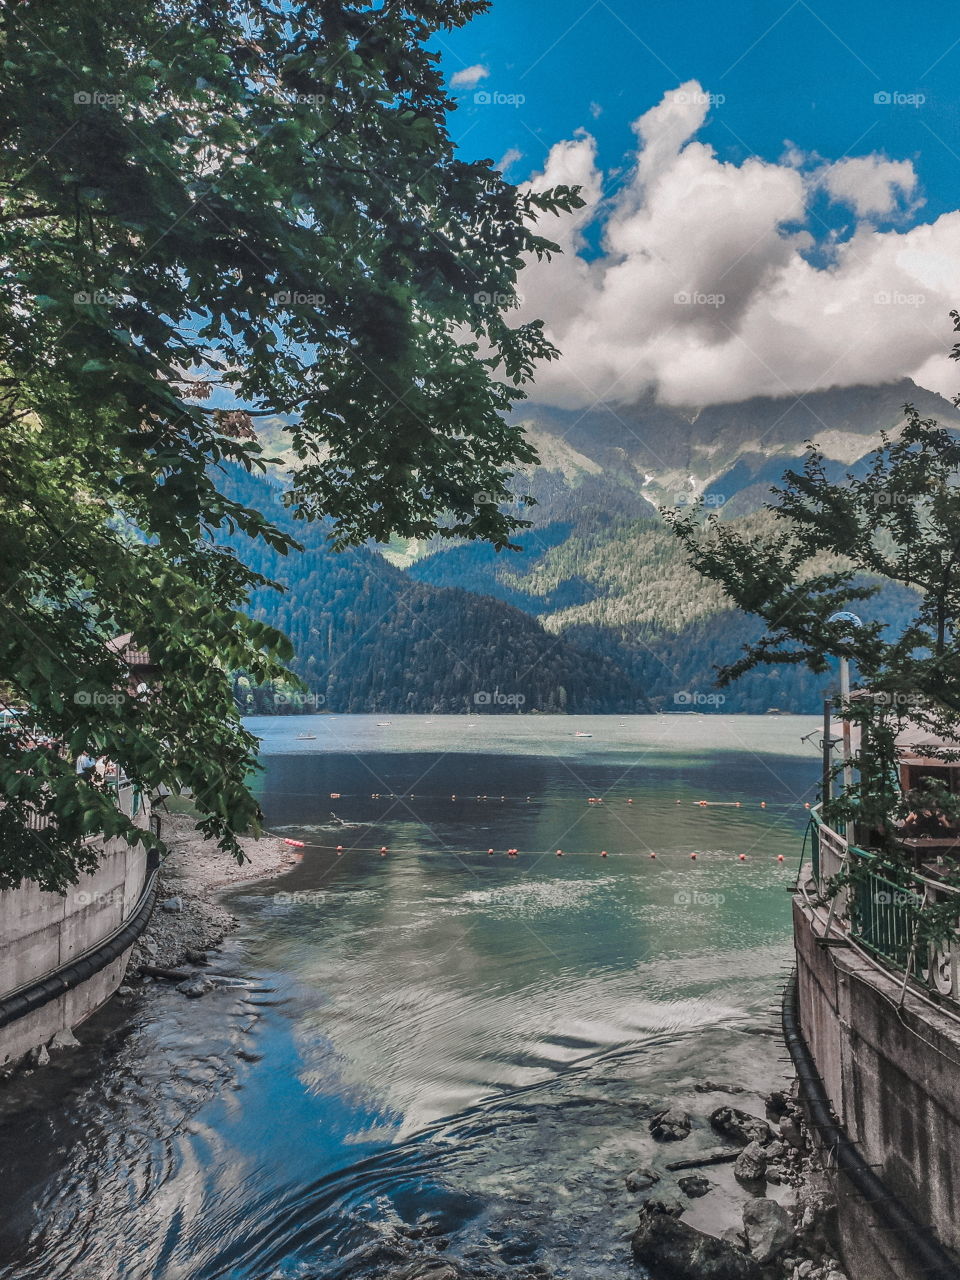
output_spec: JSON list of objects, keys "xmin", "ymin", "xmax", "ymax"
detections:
[{"xmin": 0, "ymin": 715, "xmax": 821, "ymax": 1280}]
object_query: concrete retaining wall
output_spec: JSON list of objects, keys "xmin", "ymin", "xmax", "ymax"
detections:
[
  {"xmin": 0, "ymin": 796, "xmax": 152, "ymax": 1064},
  {"xmin": 794, "ymin": 895, "xmax": 960, "ymax": 1279}
]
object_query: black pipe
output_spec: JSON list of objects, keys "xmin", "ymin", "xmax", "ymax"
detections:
[
  {"xmin": 782, "ymin": 969, "xmax": 960, "ymax": 1280},
  {"xmin": 0, "ymin": 851, "xmax": 159, "ymax": 1031}
]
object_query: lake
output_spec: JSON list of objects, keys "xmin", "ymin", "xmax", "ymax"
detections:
[{"xmin": 0, "ymin": 715, "xmax": 821, "ymax": 1279}]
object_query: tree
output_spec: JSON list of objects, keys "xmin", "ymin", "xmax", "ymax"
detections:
[
  {"xmin": 667, "ymin": 406, "xmax": 960, "ymax": 851},
  {"xmin": 0, "ymin": 0, "xmax": 582, "ymax": 889}
]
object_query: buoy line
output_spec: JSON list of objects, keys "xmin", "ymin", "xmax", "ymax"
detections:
[
  {"xmin": 266, "ymin": 790, "xmax": 813, "ymax": 809},
  {"xmin": 276, "ymin": 834, "xmax": 792, "ymax": 860}
]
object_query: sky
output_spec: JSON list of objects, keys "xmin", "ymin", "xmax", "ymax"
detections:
[{"xmin": 436, "ymin": 0, "xmax": 960, "ymax": 408}]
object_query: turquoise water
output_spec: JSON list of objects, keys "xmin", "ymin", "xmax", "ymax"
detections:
[{"xmin": 0, "ymin": 715, "xmax": 820, "ymax": 1279}]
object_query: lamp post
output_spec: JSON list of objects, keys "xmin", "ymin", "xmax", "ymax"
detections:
[{"xmin": 828, "ymin": 611, "xmax": 862, "ymax": 844}]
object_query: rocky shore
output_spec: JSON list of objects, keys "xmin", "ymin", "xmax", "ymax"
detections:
[
  {"xmin": 121, "ymin": 810, "xmax": 297, "ymax": 989},
  {"xmin": 356, "ymin": 1076, "xmax": 847, "ymax": 1280}
]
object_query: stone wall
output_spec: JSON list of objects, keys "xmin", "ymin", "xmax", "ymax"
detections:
[
  {"xmin": 0, "ymin": 794, "xmax": 152, "ymax": 1064},
  {"xmin": 794, "ymin": 895, "xmax": 960, "ymax": 1279}
]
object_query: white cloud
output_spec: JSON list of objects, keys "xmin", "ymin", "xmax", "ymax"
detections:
[
  {"xmin": 496, "ymin": 147, "xmax": 523, "ymax": 174},
  {"xmin": 817, "ymin": 155, "xmax": 920, "ymax": 219},
  {"xmin": 450, "ymin": 64, "xmax": 489, "ymax": 89},
  {"xmin": 516, "ymin": 81, "xmax": 959, "ymax": 408}
]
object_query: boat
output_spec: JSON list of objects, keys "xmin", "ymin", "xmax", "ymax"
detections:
[
  {"xmin": 377, "ymin": 721, "xmax": 392, "ymax": 727},
  {"xmin": 296, "ymin": 732, "xmax": 317, "ymax": 740},
  {"xmin": 575, "ymin": 731, "xmax": 593, "ymax": 738}
]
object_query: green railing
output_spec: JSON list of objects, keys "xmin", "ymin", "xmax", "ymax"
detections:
[{"xmin": 808, "ymin": 807, "xmax": 960, "ymax": 1004}]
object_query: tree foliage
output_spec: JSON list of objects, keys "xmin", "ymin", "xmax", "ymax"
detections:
[
  {"xmin": 668, "ymin": 407, "xmax": 960, "ymax": 849},
  {"xmin": 0, "ymin": 0, "xmax": 581, "ymax": 888}
]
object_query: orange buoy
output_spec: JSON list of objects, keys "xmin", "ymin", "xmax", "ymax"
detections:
[
  {"xmin": 380, "ymin": 846, "xmax": 388, "ymax": 855},
  {"xmin": 761, "ymin": 802, "xmax": 766, "ymax": 809},
  {"xmin": 336, "ymin": 845, "xmax": 344, "ymax": 853},
  {"xmin": 488, "ymin": 848, "xmax": 495, "ymax": 855},
  {"xmin": 600, "ymin": 849, "xmax": 608, "ymax": 857},
  {"xmin": 735, "ymin": 802, "xmax": 741, "ymax": 808},
  {"xmin": 330, "ymin": 792, "xmax": 341, "ymax": 799},
  {"xmin": 627, "ymin": 798, "xmax": 633, "ymax": 804},
  {"xmin": 283, "ymin": 839, "xmax": 305, "ymax": 848},
  {"xmin": 804, "ymin": 802, "xmax": 811, "ymax": 809},
  {"xmin": 556, "ymin": 848, "xmax": 563, "ymax": 857}
]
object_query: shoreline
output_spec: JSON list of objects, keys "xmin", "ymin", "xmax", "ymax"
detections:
[{"xmin": 124, "ymin": 810, "xmax": 298, "ymax": 975}]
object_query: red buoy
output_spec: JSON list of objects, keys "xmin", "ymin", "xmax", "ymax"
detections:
[
  {"xmin": 627, "ymin": 799, "xmax": 633, "ymax": 804},
  {"xmin": 777, "ymin": 854, "xmax": 785, "ymax": 862},
  {"xmin": 690, "ymin": 852, "xmax": 697, "ymax": 860},
  {"xmin": 738, "ymin": 853, "xmax": 746, "ymax": 861},
  {"xmin": 380, "ymin": 846, "xmax": 388, "ymax": 856},
  {"xmin": 488, "ymin": 848, "xmax": 494, "ymax": 855},
  {"xmin": 336, "ymin": 845, "xmax": 344, "ymax": 854},
  {"xmin": 600, "ymin": 849, "xmax": 608, "ymax": 857},
  {"xmin": 556, "ymin": 848, "xmax": 563, "ymax": 857},
  {"xmin": 650, "ymin": 852, "xmax": 657, "ymax": 859}
]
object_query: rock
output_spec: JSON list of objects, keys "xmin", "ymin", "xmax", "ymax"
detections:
[
  {"xmin": 161, "ymin": 896, "xmax": 184, "ymax": 913},
  {"xmin": 141, "ymin": 937, "xmax": 158, "ymax": 958},
  {"xmin": 765, "ymin": 1090, "xmax": 790, "ymax": 1120},
  {"xmin": 733, "ymin": 1140, "xmax": 767, "ymax": 1183},
  {"xmin": 176, "ymin": 976, "xmax": 211, "ymax": 998},
  {"xmin": 741, "ymin": 1197, "xmax": 794, "ymax": 1264},
  {"xmin": 650, "ymin": 1106, "xmax": 693, "ymax": 1142},
  {"xmin": 184, "ymin": 948, "xmax": 208, "ymax": 965},
  {"xmin": 695, "ymin": 1081, "xmax": 746, "ymax": 1094},
  {"xmin": 678, "ymin": 1174, "xmax": 711, "ymax": 1198},
  {"xmin": 117, "ymin": 985, "xmax": 135, "ymax": 996},
  {"xmin": 625, "ymin": 1167, "xmax": 660, "ymax": 1191},
  {"xmin": 48, "ymin": 1027, "xmax": 80, "ymax": 1050},
  {"xmin": 632, "ymin": 1202, "xmax": 762, "ymax": 1279},
  {"xmin": 797, "ymin": 1262, "xmax": 815, "ymax": 1278},
  {"xmin": 709, "ymin": 1105, "xmax": 772, "ymax": 1147},
  {"xmin": 779, "ymin": 1116, "xmax": 805, "ymax": 1151},
  {"xmin": 30, "ymin": 1043, "xmax": 50, "ymax": 1068}
]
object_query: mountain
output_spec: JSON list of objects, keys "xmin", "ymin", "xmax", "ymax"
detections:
[
  {"xmin": 219, "ymin": 469, "xmax": 644, "ymax": 715},
  {"xmin": 407, "ymin": 379, "xmax": 956, "ymax": 711}
]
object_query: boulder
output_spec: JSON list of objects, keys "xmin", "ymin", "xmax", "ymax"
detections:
[
  {"xmin": 650, "ymin": 1106, "xmax": 692, "ymax": 1142},
  {"xmin": 779, "ymin": 1116, "xmax": 805, "ymax": 1151},
  {"xmin": 709, "ymin": 1105, "xmax": 772, "ymax": 1146},
  {"xmin": 678, "ymin": 1174, "xmax": 711, "ymax": 1198},
  {"xmin": 177, "ymin": 975, "xmax": 211, "ymax": 998},
  {"xmin": 733, "ymin": 1140, "xmax": 767, "ymax": 1183},
  {"xmin": 632, "ymin": 1202, "xmax": 762, "ymax": 1279},
  {"xmin": 765, "ymin": 1090, "xmax": 790, "ymax": 1120},
  {"xmin": 29, "ymin": 1043, "xmax": 50, "ymax": 1068},
  {"xmin": 48, "ymin": 1027, "xmax": 80, "ymax": 1050},
  {"xmin": 625, "ymin": 1167, "xmax": 660, "ymax": 1191},
  {"xmin": 741, "ymin": 1197, "xmax": 794, "ymax": 1263},
  {"xmin": 161, "ymin": 896, "xmax": 184, "ymax": 913}
]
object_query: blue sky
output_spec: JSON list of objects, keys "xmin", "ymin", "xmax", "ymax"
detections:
[
  {"xmin": 439, "ymin": 0, "xmax": 960, "ymax": 223},
  {"xmin": 433, "ymin": 1, "xmax": 960, "ymax": 408}
]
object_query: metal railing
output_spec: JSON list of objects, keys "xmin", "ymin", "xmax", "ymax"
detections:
[{"xmin": 808, "ymin": 806, "xmax": 960, "ymax": 1005}]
